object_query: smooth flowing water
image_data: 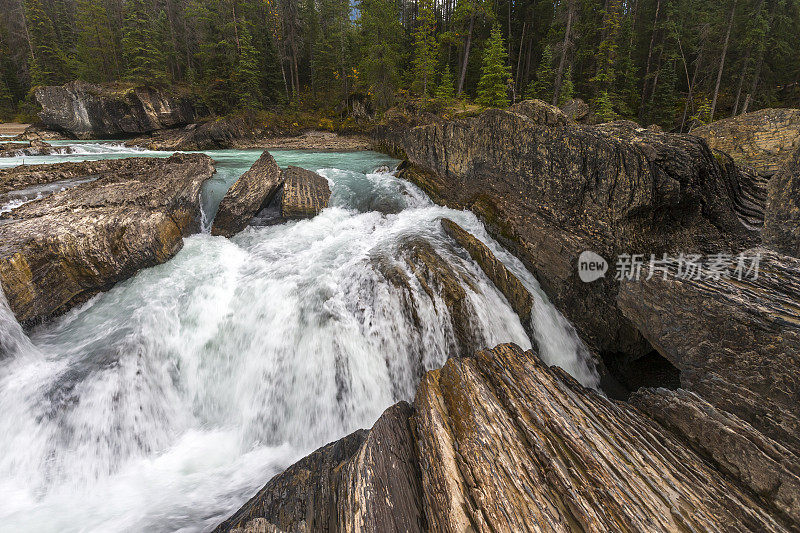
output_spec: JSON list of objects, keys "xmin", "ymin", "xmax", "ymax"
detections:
[{"xmin": 0, "ymin": 143, "xmax": 598, "ymax": 532}]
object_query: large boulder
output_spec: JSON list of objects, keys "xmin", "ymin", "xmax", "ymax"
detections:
[
  {"xmin": 34, "ymin": 81, "xmax": 206, "ymax": 139},
  {"xmin": 211, "ymin": 151, "xmax": 282, "ymax": 237},
  {"xmin": 126, "ymin": 117, "xmax": 254, "ymax": 151},
  {"xmin": 763, "ymin": 146, "xmax": 800, "ymax": 256},
  {"xmin": 386, "ymin": 108, "xmax": 756, "ymax": 360},
  {"xmin": 215, "ymin": 344, "xmax": 794, "ymax": 532},
  {"xmin": 280, "ymin": 166, "xmax": 331, "ymax": 219},
  {"xmin": 692, "ymin": 108, "xmax": 800, "ymax": 177},
  {"xmin": 0, "ymin": 153, "xmax": 215, "ymax": 325},
  {"xmin": 0, "ymin": 140, "xmax": 69, "ymax": 158},
  {"xmin": 617, "ymin": 248, "xmax": 800, "ymax": 456}
]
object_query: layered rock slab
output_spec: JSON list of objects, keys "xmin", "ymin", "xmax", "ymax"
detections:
[
  {"xmin": 280, "ymin": 166, "xmax": 331, "ymax": 219},
  {"xmin": 34, "ymin": 81, "xmax": 205, "ymax": 139},
  {"xmin": 617, "ymin": 248, "xmax": 800, "ymax": 457},
  {"xmin": 216, "ymin": 344, "xmax": 793, "ymax": 532},
  {"xmin": 391, "ymin": 106, "xmax": 756, "ymax": 357},
  {"xmin": 211, "ymin": 151, "xmax": 282, "ymax": 237},
  {"xmin": 764, "ymin": 146, "xmax": 800, "ymax": 256},
  {"xmin": 0, "ymin": 153, "xmax": 215, "ymax": 324},
  {"xmin": 692, "ymin": 108, "xmax": 800, "ymax": 177},
  {"xmin": 215, "ymin": 402, "xmax": 425, "ymax": 533}
]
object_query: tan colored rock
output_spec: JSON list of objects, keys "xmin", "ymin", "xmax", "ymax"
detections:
[
  {"xmin": 0, "ymin": 153, "xmax": 215, "ymax": 325},
  {"xmin": 211, "ymin": 151, "xmax": 282, "ymax": 237},
  {"xmin": 280, "ymin": 166, "xmax": 331, "ymax": 219},
  {"xmin": 508, "ymin": 99, "xmax": 571, "ymax": 126},
  {"xmin": 216, "ymin": 344, "xmax": 794, "ymax": 532},
  {"xmin": 441, "ymin": 218, "xmax": 533, "ymax": 325},
  {"xmin": 692, "ymin": 108, "xmax": 800, "ymax": 177}
]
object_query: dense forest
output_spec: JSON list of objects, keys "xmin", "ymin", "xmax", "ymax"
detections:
[{"xmin": 1, "ymin": 0, "xmax": 799, "ymax": 130}]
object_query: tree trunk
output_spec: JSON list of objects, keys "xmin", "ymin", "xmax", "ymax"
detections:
[
  {"xmin": 552, "ymin": 0, "xmax": 575, "ymax": 106},
  {"xmin": 457, "ymin": 13, "xmax": 475, "ymax": 96},
  {"xmin": 711, "ymin": 0, "xmax": 736, "ymax": 121},
  {"xmin": 514, "ymin": 21, "xmax": 526, "ymax": 94},
  {"xmin": 639, "ymin": 0, "xmax": 661, "ymax": 121}
]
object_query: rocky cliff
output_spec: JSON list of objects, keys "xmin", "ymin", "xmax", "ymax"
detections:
[
  {"xmin": 764, "ymin": 146, "xmax": 800, "ymax": 256},
  {"xmin": 380, "ymin": 103, "xmax": 757, "ymax": 361},
  {"xmin": 215, "ymin": 343, "xmax": 798, "ymax": 532},
  {"xmin": 692, "ymin": 108, "xmax": 800, "ymax": 177},
  {"xmin": 0, "ymin": 154, "xmax": 215, "ymax": 325},
  {"xmin": 34, "ymin": 81, "xmax": 206, "ymax": 139}
]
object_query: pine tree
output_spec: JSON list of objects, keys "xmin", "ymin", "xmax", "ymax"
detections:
[
  {"xmin": 358, "ymin": 0, "xmax": 403, "ymax": 109},
  {"xmin": 476, "ymin": 24, "xmax": 511, "ymax": 107},
  {"xmin": 235, "ymin": 27, "xmax": 263, "ymax": 109},
  {"xmin": 74, "ymin": 0, "xmax": 117, "ymax": 82},
  {"xmin": 590, "ymin": 0, "xmax": 622, "ymax": 116},
  {"xmin": 436, "ymin": 67, "xmax": 455, "ymax": 102},
  {"xmin": 122, "ymin": 0, "xmax": 167, "ymax": 82},
  {"xmin": 526, "ymin": 43, "xmax": 554, "ymax": 101},
  {"xmin": 412, "ymin": 0, "xmax": 437, "ymax": 97},
  {"xmin": 24, "ymin": 0, "xmax": 72, "ymax": 86}
]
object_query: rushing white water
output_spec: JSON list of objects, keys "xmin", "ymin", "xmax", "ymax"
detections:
[{"xmin": 0, "ymin": 145, "xmax": 597, "ymax": 532}]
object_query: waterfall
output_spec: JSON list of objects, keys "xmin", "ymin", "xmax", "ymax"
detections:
[{"xmin": 0, "ymin": 152, "xmax": 598, "ymax": 532}]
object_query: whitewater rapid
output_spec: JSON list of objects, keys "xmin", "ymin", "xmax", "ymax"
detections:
[{"xmin": 0, "ymin": 145, "xmax": 597, "ymax": 532}]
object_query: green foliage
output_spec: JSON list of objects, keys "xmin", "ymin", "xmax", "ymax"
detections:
[
  {"xmin": 412, "ymin": 0, "xmax": 438, "ymax": 97},
  {"xmin": 527, "ymin": 43, "xmax": 554, "ymax": 101},
  {"xmin": 235, "ymin": 28, "xmax": 263, "ymax": 109},
  {"xmin": 476, "ymin": 24, "xmax": 510, "ymax": 107},
  {"xmin": 25, "ymin": 0, "xmax": 73, "ymax": 86},
  {"xmin": 436, "ymin": 67, "xmax": 455, "ymax": 102},
  {"xmin": 358, "ymin": 0, "xmax": 403, "ymax": 109},
  {"xmin": 74, "ymin": 0, "xmax": 117, "ymax": 82},
  {"xmin": 122, "ymin": 0, "xmax": 166, "ymax": 82}
]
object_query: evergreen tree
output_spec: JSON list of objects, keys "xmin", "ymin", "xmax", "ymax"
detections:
[
  {"xmin": 436, "ymin": 67, "xmax": 455, "ymax": 102},
  {"xmin": 527, "ymin": 43, "xmax": 554, "ymax": 101},
  {"xmin": 235, "ymin": 27, "xmax": 263, "ymax": 109},
  {"xmin": 590, "ymin": 0, "xmax": 622, "ymax": 115},
  {"xmin": 122, "ymin": 0, "xmax": 167, "ymax": 82},
  {"xmin": 476, "ymin": 24, "xmax": 511, "ymax": 107},
  {"xmin": 412, "ymin": 0, "xmax": 437, "ymax": 97},
  {"xmin": 74, "ymin": 0, "xmax": 117, "ymax": 82},
  {"xmin": 358, "ymin": 0, "xmax": 403, "ymax": 109},
  {"xmin": 24, "ymin": 0, "xmax": 72, "ymax": 85}
]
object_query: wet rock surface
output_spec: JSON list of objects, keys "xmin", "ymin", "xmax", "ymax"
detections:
[
  {"xmin": 216, "ymin": 343, "xmax": 795, "ymax": 532},
  {"xmin": 0, "ymin": 153, "xmax": 215, "ymax": 325},
  {"xmin": 280, "ymin": 166, "xmax": 331, "ymax": 219},
  {"xmin": 211, "ymin": 151, "xmax": 282, "ymax": 237},
  {"xmin": 0, "ymin": 140, "xmax": 67, "ymax": 157},
  {"xmin": 764, "ymin": 146, "xmax": 800, "ymax": 256},
  {"xmin": 388, "ymin": 106, "xmax": 757, "ymax": 359},
  {"xmin": 617, "ymin": 248, "xmax": 800, "ymax": 456},
  {"xmin": 692, "ymin": 108, "xmax": 800, "ymax": 177},
  {"xmin": 34, "ymin": 81, "xmax": 205, "ymax": 139}
]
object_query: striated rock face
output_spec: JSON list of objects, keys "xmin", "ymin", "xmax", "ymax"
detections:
[
  {"xmin": 0, "ymin": 153, "xmax": 215, "ymax": 325},
  {"xmin": 617, "ymin": 248, "xmax": 800, "ymax": 457},
  {"xmin": 389, "ymin": 107, "xmax": 756, "ymax": 358},
  {"xmin": 764, "ymin": 147, "xmax": 800, "ymax": 256},
  {"xmin": 0, "ymin": 159, "xmax": 127, "ymax": 195},
  {"xmin": 215, "ymin": 402, "xmax": 424, "ymax": 533},
  {"xmin": 34, "ymin": 81, "xmax": 205, "ymax": 139},
  {"xmin": 692, "ymin": 108, "xmax": 800, "ymax": 177},
  {"xmin": 216, "ymin": 344, "xmax": 794, "ymax": 532},
  {"xmin": 632, "ymin": 387, "xmax": 800, "ymax": 525},
  {"xmin": 441, "ymin": 218, "xmax": 533, "ymax": 327},
  {"xmin": 211, "ymin": 151, "xmax": 282, "ymax": 237},
  {"xmin": 280, "ymin": 166, "xmax": 331, "ymax": 219}
]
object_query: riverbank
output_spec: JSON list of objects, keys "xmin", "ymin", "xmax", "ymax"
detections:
[{"xmin": 0, "ymin": 123, "xmax": 29, "ymax": 136}]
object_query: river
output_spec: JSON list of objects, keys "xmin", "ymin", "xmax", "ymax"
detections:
[{"xmin": 0, "ymin": 142, "xmax": 597, "ymax": 532}]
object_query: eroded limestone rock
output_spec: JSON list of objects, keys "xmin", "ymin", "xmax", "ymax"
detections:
[
  {"xmin": 764, "ymin": 146, "xmax": 800, "ymax": 256},
  {"xmin": 280, "ymin": 166, "xmax": 331, "ymax": 219}
]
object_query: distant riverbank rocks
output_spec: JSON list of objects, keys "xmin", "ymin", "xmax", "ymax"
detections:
[
  {"xmin": 0, "ymin": 153, "xmax": 215, "ymax": 325},
  {"xmin": 692, "ymin": 108, "xmax": 800, "ymax": 177},
  {"xmin": 34, "ymin": 81, "xmax": 206, "ymax": 139}
]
